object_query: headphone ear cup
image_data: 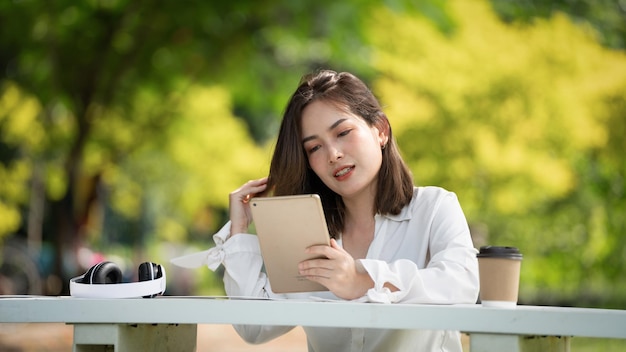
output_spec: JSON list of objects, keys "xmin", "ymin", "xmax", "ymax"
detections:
[
  {"xmin": 138, "ymin": 262, "xmax": 163, "ymax": 298},
  {"xmin": 138, "ymin": 262, "xmax": 161, "ymax": 282},
  {"xmin": 82, "ymin": 261, "xmax": 122, "ymax": 284}
]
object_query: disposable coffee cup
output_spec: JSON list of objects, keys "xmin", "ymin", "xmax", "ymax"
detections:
[{"xmin": 477, "ymin": 246, "xmax": 522, "ymax": 308}]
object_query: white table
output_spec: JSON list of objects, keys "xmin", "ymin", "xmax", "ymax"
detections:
[{"xmin": 1, "ymin": 296, "xmax": 625, "ymax": 351}]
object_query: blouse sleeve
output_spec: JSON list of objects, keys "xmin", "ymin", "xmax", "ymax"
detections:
[
  {"xmin": 357, "ymin": 192, "xmax": 480, "ymax": 304},
  {"xmin": 205, "ymin": 222, "xmax": 295, "ymax": 343}
]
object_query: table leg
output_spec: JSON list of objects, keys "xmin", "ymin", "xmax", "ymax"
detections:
[{"xmin": 72, "ymin": 323, "xmax": 197, "ymax": 352}]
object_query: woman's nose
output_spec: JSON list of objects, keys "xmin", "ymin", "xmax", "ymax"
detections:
[{"xmin": 328, "ymin": 146, "xmax": 343, "ymax": 164}]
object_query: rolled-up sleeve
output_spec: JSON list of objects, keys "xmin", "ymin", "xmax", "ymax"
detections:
[
  {"xmin": 206, "ymin": 222, "xmax": 295, "ymax": 343},
  {"xmin": 358, "ymin": 189, "xmax": 479, "ymax": 304}
]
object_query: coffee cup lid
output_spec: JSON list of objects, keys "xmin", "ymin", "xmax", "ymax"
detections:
[{"xmin": 477, "ymin": 246, "xmax": 522, "ymax": 259}]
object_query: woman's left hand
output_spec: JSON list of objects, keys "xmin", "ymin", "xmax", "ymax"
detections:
[{"xmin": 298, "ymin": 239, "xmax": 374, "ymax": 300}]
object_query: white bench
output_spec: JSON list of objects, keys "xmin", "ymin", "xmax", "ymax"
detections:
[{"xmin": 1, "ymin": 296, "xmax": 625, "ymax": 352}]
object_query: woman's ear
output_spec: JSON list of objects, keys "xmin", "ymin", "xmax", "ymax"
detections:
[{"xmin": 375, "ymin": 114, "xmax": 391, "ymax": 148}]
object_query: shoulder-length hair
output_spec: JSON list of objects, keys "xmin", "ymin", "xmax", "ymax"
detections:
[{"xmin": 264, "ymin": 70, "xmax": 414, "ymax": 238}]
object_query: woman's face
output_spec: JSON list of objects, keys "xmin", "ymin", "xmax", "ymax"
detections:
[{"xmin": 301, "ymin": 100, "xmax": 387, "ymax": 200}]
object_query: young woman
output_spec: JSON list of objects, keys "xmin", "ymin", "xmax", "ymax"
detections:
[{"xmin": 183, "ymin": 70, "xmax": 478, "ymax": 351}]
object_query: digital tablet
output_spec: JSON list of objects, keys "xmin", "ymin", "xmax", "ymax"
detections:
[{"xmin": 249, "ymin": 194, "xmax": 331, "ymax": 293}]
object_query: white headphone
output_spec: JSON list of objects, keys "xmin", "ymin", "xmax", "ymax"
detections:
[{"xmin": 70, "ymin": 261, "xmax": 166, "ymax": 298}]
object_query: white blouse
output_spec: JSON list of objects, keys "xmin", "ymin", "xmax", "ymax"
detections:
[{"xmin": 189, "ymin": 186, "xmax": 479, "ymax": 352}]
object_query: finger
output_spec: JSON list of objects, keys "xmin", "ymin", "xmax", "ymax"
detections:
[
  {"xmin": 304, "ymin": 246, "xmax": 334, "ymax": 261},
  {"xmin": 245, "ymin": 177, "xmax": 268, "ymax": 189},
  {"xmin": 231, "ymin": 178, "xmax": 268, "ymax": 203},
  {"xmin": 233, "ymin": 177, "xmax": 267, "ymax": 193},
  {"xmin": 299, "ymin": 257, "xmax": 332, "ymax": 271},
  {"xmin": 299, "ymin": 266, "xmax": 332, "ymax": 279},
  {"xmin": 245, "ymin": 178, "xmax": 268, "ymax": 191},
  {"xmin": 301, "ymin": 274, "xmax": 327, "ymax": 287},
  {"xmin": 242, "ymin": 193, "xmax": 252, "ymax": 204},
  {"xmin": 306, "ymin": 238, "xmax": 346, "ymax": 259}
]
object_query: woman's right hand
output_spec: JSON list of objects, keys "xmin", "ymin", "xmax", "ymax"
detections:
[{"xmin": 228, "ymin": 177, "xmax": 268, "ymax": 237}]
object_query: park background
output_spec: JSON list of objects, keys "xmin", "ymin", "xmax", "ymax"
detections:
[{"xmin": 1, "ymin": 1, "xmax": 625, "ymax": 349}]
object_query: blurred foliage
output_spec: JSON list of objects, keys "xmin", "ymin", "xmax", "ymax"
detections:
[
  {"xmin": 0, "ymin": 0, "xmax": 624, "ymax": 308},
  {"xmin": 0, "ymin": 0, "xmax": 436, "ymax": 290},
  {"xmin": 371, "ymin": 0, "xmax": 626, "ymax": 307},
  {"xmin": 490, "ymin": 0, "xmax": 626, "ymax": 49}
]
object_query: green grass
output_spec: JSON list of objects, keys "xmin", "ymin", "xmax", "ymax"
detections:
[{"xmin": 571, "ymin": 337, "xmax": 626, "ymax": 352}]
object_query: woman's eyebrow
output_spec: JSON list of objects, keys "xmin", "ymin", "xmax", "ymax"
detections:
[{"xmin": 302, "ymin": 118, "xmax": 348, "ymax": 144}]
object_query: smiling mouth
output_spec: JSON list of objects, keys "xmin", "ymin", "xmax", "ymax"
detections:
[{"xmin": 334, "ymin": 166, "xmax": 354, "ymax": 177}]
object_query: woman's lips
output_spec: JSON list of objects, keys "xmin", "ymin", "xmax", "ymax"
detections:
[{"xmin": 334, "ymin": 166, "xmax": 354, "ymax": 179}]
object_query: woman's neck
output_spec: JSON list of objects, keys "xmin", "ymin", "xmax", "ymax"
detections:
[{"xmin": 341, "ymin": 191, "xmax": 377, "ymax": 259}]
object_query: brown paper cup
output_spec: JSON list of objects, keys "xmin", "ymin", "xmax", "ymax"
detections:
[{"xmin": 477, "ymin": 246, "xmax": 522, "ymax": 308}]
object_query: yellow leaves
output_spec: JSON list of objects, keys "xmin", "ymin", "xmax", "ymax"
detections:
[
  {"xmin": 156, "ymin": 217, "xmax": 187, "ymax": 243},
  {"xmin": 0, "ymin": 160, "xmax": 30, "ymax": 237},
  {"xmin": 166, "ymin": 85, "xmax": 267, "ymax": 212},
  {"xmin": 0, "ymin": 83, "xmax": 40, "ymax": 237},
  {"xmin": 528, "ymin": 155, "xmax": 573, "ymax": 198},
  {"xmin": 375, "ymin": 77, "xmax": 435, "ymax": 131},
  {"xmin": 0, "ymin": 82, "xmax": 45, "ymax": 152},
  {"xmin": 474, "ymin": 127, "xmax": 521, "ymax": 176},
  {"xmin": 0, "ymin": 160, "xmax": 30, "ymax": 202},
  {"xmin": 410, "ymin": 158, "xmax": 439, "ymax": 185},
  {"xmin": 473, "ymin": 126, "xmax": 574, "ymax": 214},
  {"xmin": 42, "ymin": 164, "xmax": 67, "ymax": 201},
  {"xmin": 582, "ymin": 206, "xmax": 611, "ymax": 265},
  {"xmin": 369, "ymin": 0, "xmax": 626, "ymax": 218},
  {"xmin": 83, "ymin": 82, "xmax": 269, "ymax": 242},
  {"xmin": 107, "ymin": 168, "xmax": 143, "ymax": 218},
  {"xmin": 490, "ymin": 153, "xmax": 573, "ymax": 214},
  {"xmin": 0, "ymin": 201, "xmax": 20, "ymax": 237}
]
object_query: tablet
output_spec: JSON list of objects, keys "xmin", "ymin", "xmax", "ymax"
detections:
[{"xmin": 249, "ymin": 194, "xmax": 331, "ymax": 293}]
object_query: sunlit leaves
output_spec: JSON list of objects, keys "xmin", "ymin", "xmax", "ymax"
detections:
[
  {"xmin": 370, "ymin": 0, "xmax": 626, "ymax": 303},
  {"xmin": 0, "ymin": 83, "xmax": 45, "ymax": 152},
  {"xmin": 97, "ymin": 84, "xmax": 268, "ymax": 242},
  {"xmin": 165, "ymin": 85, "xmax": 268, "ymax": 211},
  {"xmin": 1, "ymin": 0, "xmax": 624, "ymax": 302},
  {"xmin": 371, "ymin": 0, "xmax": 626, "ymax": 215},
  {"xmin": 0, "ymin": 83, "xmax": 42, "ymax": 236},
  {"xmin": 490, "ymin": 0, "xmax": 626, "ymax": 49}
]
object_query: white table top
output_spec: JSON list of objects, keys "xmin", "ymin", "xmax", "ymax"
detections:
[{"xmin": 1, "ymin": 296, "xmax": 625, "ymax": 339}]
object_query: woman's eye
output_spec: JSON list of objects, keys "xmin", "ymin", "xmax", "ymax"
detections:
[
  {"xmin": 338, "ymin": 129, "xmax": 352, "ymax": 137},
  {"xmin": 308, "ymin": 145, "xmax": 321, "ymax": 154}
]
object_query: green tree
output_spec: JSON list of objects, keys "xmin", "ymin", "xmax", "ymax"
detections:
[
  {"xmin": 490, "ymin": 0, "xmax": 626, "ymax": 49},
  {"xmin": 0, "ymin": 0, "xmax": 444, "ymax": 292},
  {"xmin": 370, "ymin": 0, "xmax": 626, "ymax": 307}
]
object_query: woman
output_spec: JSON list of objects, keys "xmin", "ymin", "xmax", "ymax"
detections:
[{"xmin": 181, "ymin": 70, "xmax": 479, "ymax": 351}]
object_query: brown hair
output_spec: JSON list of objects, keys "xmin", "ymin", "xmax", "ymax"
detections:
[{"xmin": 265, "ymin": 70, "xmax": 414, "ymax": 238}]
